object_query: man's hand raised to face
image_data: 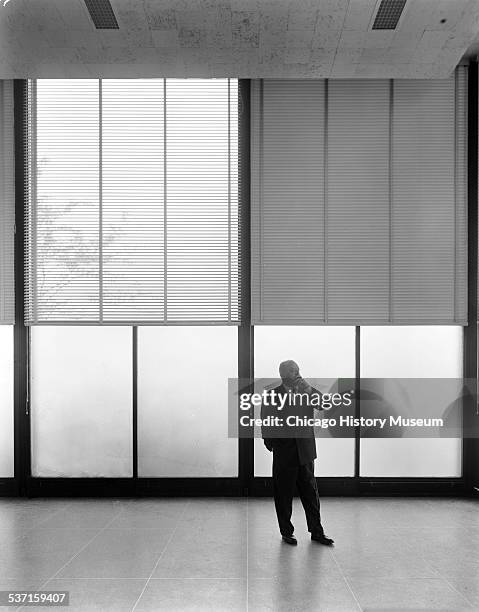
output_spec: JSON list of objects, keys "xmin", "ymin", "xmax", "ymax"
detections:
[{"xmin": 292, "ymin": 375, "xmax": 313, "ymax": 394}]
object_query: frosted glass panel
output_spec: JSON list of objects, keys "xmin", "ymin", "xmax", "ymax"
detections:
[
  {"xmin": 31, "ymin": 327, "xmax": 132, "ymax": 477},
  {"xmin": 360, "ymin": 439, "xmax": 461, "ymax": 477},
  {"xmin": 360, "ymin": 326, "xmax": 462, "ymax": 477},
  {"xmin": 254, "ymin": 326, "xmax": 356, "ymax": 477},
  {"xmin": 0, "ymin": 326, "xmax": 14, "ymax": 477},
  {"xmin": 138, "ymin": 327, "xmax": 238, "ymax": 477}
]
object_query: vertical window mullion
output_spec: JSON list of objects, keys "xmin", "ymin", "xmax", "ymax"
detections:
[
  {"xmin": 132, "ymin": 325, "xmax": 138, "ymax": 479},
  {"xmin": 324, "ymin": 79, "xmax": 328, "ymax": 323},
  {"xmin": 99, "ymin": 79, "xmax": 103, "ymax": 324},
  {"xmin": 228, "ymin": 79, "xmax": 232, "ymax": 324},
  {"xmin": 163, "ymin": 79, "xmax": 168, "ymax": 324},
  {"xmin": 389, "ymin": 79, "xmax": 394, "ymax": 323}
]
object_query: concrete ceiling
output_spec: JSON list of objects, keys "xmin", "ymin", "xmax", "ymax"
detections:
[
  {"xmin": 462, "ymin": 22, "xmax": 479, "ymax": 60},
  {"xmin": 0, "ymin": 0, "xmax": 478, "ymax": 78}
]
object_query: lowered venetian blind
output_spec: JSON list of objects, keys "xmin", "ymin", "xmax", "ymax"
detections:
[
  {"xmin": 251, "ymin": 70, "xmax": 467, "ymax": 325},
  {"xmin": 251, "ymin": 80, "xmax": 326, "ymax": 323},
  {"xmin": 391, "ymin": 75, "xmax": 467, "ymax": 323},
  {"xmin": 0, "ymin": 80, "xmax": 15, "ymax": 325},
  {"xmin": 25, "ymin": 79, "xmax": 239, "ymax": 325}
]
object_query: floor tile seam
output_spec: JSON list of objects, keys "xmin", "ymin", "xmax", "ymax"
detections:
[
  {"xmin": 423, "ymin": 559, "xmax": 477, "ymax": 608},
  {"xmin": 37, "ymin": 507, "xmax": 125, "ymax": 587},
  {"xmin": 130, "ymin": 499, "xmax": 192, "ymax": 612},
  {"xmin": 15, "ymin": 508, "xmax": 123, "ymax": 612},
  {"xmin": 328, "ymin": 546, "xmax": 363, "ymax": 611}
]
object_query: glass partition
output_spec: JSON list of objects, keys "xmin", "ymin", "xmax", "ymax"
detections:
[
  {"xmin": 0, "ymin": 326, "xmax": 14, "ymax": 477},
  {"xmin": 360, "ymin": 326, "xmax": 462, "ymax": 477},
  {"xmin": 254, "ymin": 326, "xmax": 356, "ymax": 477},
  {"xmin": 31, "ymin": 326, "xmax": 133, "ymax": 477},
  {"xmin": 138, "ymin": 326, "xmax": 238, "ymax": 477}
]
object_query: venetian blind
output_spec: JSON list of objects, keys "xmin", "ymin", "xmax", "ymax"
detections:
[
  {"xmin": 0, "ymin": 80, "xmax": 15, "ymax": 325},
  {"xmin": 25, "ymin": 79, "xmax": 239, "ymax": 324},
  {"xmin": 251, "ymin": 70, "xmax": 467, "ymax": 324}
]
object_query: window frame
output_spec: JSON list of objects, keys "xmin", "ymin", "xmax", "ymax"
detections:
[{"xmin": 3, "ymin": 75, "xmax": 476, "ymax": 497}]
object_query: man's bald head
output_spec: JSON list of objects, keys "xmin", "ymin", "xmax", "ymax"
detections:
[{"xmin": 279, "ymin": 360, "xmax": 300, "ymax": 384}]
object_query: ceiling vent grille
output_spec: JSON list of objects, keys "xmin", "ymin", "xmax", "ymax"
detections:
[
  {"xmin": 372, "ymin": 0, "xmax": 407, "ymax": 30},
  {"xmin": 84, "ymin": 0, "xmax": 119, "ymax": 29}
]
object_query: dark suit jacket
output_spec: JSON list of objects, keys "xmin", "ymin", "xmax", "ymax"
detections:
[{"xmin": 261, "ymin": 383, "xmax": 321, "ymax": 467}]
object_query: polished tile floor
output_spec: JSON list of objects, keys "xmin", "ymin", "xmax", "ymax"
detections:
[{"xmin": 0, "ymin": 497, "xmax": 478, "ymax": 611}]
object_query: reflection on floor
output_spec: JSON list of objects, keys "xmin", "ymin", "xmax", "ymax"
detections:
[{"xmin": 0, "ymin": 497, "xmax": 477, "ymax": 610}]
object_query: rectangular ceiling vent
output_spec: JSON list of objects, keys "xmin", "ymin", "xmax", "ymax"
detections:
[
  {"xmin": 84, "ymin": 0, "xmax": 119, "ymax": 29},
  {"xmin": 372, "ymin": 0, "xmax": 407, "ymax": 30}
]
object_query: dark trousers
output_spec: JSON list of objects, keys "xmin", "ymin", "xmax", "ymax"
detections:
[{"xmin": 272, "ymin": 459, "xmax": 324, "ymax": 537}]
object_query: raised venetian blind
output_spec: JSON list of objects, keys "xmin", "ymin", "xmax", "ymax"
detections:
[
  {"xmin": 251, "ymin": 69, "xmax": 467, "ymax": 324},
  {"xmin": 25, "ymin": 79, "xmax": 239, "ymax": 324}
]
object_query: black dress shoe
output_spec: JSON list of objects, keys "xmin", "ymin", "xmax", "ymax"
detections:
[
  {"xmin": 311, "ymin": 533, "xmax": 334, "ymax": 545},
  {"xmin": 281, "ymin": 535, "xmax": 297, "ymax": 545}
]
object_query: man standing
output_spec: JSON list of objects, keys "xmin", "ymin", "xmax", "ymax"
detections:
[{"xmin": 261, "ymin": 360, "xmax": 334, "ymax": 546}]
